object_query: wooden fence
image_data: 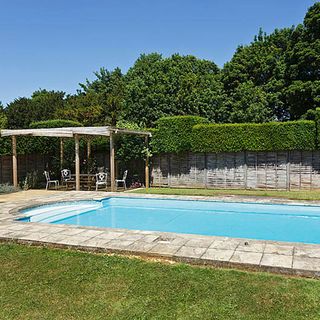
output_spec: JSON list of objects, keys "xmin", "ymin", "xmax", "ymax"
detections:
[
  {"xmin": 0, "ymin": 154, "xmax": 51, "ymax": 184},
  {"xmin": 0, "ymin": 152, "xmax": 145, "ymax": 187},
  {"xmin": 151, "ymin": 151, "xmax": 320, "ymax": 190}
]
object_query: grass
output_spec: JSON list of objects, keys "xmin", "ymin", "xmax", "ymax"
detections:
[
  {"xmin": 132, "ymin": 187, "xmax": 320, "ymax": 201},
  {"xmin": 1, "ymin": 244, "xmax": 320, "ymax": 319}
]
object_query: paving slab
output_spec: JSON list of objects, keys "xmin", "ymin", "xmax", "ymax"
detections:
[
  {"xmin": 260, "ymin": 253, "xmax": 293, "ymax": 269},
  {"xmin": 201, "ymin": 248, "xmax": 234, "ymax": 262},
  {"xmin": 185, "ymin": 238, "xmax": 215, "ymax": 248},
  {"xmin": 210, "ymin": 239, "xmax": 240, "ymax": 250},
  {"xmin": 148, "ymin": 244, "xmax": 181, "ymax": 257},
  {"xmin": 95, "ymin": 231, "xmax": 124, "ymax": 240},
  {"xmin": 294, "ymin": 246, "xmax": 320, "ymax": 259},
  {"xmin": 264, "ymin": 244, "xmax": 294, "ymax": 256},
  {"xmin": 126, "ymin": 241, "xmax": 157, "ymax": 253},
  {"xmin": 230, "ymin": 251, "xmax": 263, "ymax": 266},
  {"xmin": 174, "ymin": 246, "xmax": 207, "ymax": 259},
  {"xmin": 237, "ymin": 242, "xmax": 266, "ymax": 253},
  {"xmin": 293, "ymin": 256, "xmax": 320, "ymax": 272},
  {"xmin": 1, "ymin": 190, "xmax": 320, "ymax": 277},
  {"xmin": 104, "ymin": 239, "xmax": 135, "ymax": 250}
]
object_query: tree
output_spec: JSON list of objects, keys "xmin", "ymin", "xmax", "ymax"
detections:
[
  {"xmin": 5, "ymin": 90, "xmax": 65, "ymax": 128},
  {"xmin": 284, "ymin": 81, "xmax": 320, "ymax": 119},
  {"xmin": 79, "ymin": 68, "xmax": 125, "ymax": 126},
  {"xmin": 55, "ymin": 93, "xmax": 103, "ymax": 126},
  {"xmin": 0, "ymin": 102, "xmax": 7, "ymax": 129},
  {"xmin": 283, "ymin": 3, "xmax": 320, "ymax": 118},
  {"xmin": 125, "ymin": 53, "xmax": 226, "ymax": 127},
  {"xmin": 222, "ymin": 27, "xmax": 294, "ymax": 121},
  {"xmin": 225, "ymin": 81, "xmax": 274, "ymax": 123}
]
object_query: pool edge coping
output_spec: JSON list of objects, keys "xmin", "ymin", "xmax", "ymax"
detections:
[{"xmin": 2, "ymin": 191, "xmax": 320, "ymax": 279}]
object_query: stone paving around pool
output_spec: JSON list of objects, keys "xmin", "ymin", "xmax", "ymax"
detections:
[{"xmin": 1, "ymin": 190, "xmax": 320, "ymax": 278}]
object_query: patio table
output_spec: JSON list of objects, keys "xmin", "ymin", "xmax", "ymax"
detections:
[{"xmin": 65, "ymin": 174, "xmax": 96, "ymax": 191}]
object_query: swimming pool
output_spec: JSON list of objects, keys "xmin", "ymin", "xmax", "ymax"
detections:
[{"xmin": 20, "ymin": 197, "xmax": 320, "ymax": 244}]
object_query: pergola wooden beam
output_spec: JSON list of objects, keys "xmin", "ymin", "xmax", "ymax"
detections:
[
  {"xmin": 0, "ymin": 126, "xmax": 151, "ymax": 191},
  {"xmin": 12, "ymin": 136, "xmax": 18, "ymax": 188},
  {"xmin": 0, "ymin": 126, "xmax": 151, "ymax": 138},
  {"xmin": 110, "ymin": 132, "xmax": 115, "ymax": 192},
  {"xmin": 74, "ymin": 134, "xmax": 80, "ymax": 191},
  {"xmin": 145, "ymin": 136, "xmax": 149, "ymax": 190}
]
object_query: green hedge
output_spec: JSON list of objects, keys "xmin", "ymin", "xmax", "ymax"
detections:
[
  {"xmin": 29, "ymin": 119, "xmax": 83, "ymax": 128},
  {"xmin": 151, "ymin": 116, "xmax": 208, "ymax": 153},
  {"xmin": 191, "ymin": 121, "xmax": 316, "ymax": 153},
  {"xmin": 0, "ymin": 120, "xmax": 84, "ymax": 156}
]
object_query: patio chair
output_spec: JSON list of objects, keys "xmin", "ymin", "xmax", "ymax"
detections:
[
  {"xmin": 44, "ymin": 171, "xmax": 59, "ymax": 190},
  {"xmin": 61, "ymin": 169, "xmax": 73, "ymax": 183},
  {"xmin": 96, "ymin": 172, "xmax": 108, "ymax": 191},
  {"xmin": 115, "ymin": 170, "xmax": 128, "ymax": 190}
]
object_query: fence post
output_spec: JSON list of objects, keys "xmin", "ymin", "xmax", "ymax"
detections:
[
  {"xmin": 286, "ymin": 151, "xmax": 291, "ymax": 191},
  {"xmin": 204, "ymin": 153, "xmax": 208, "ymax": 188},
  {"xmin": 167, "ymin": 154, "xmax": 171, "ymax": 187},
  {"xmin": 244, "ymin": 151, "xmax": 248, "ymax": 189}
]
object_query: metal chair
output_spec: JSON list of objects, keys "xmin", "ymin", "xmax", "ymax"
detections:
[
  {"xmin": 95, "ymin": 172, "xmax": 108, "ymax": 191},
  {"xmin": 61, "ymin": 169, "xmax": 73, "ymax": 183},
  {"xmin": 44, "ymin": 171, "xmax": 59, "ymax": 190},
  {"xmin": 115, "ymin": 170, "xmax": 128, "ymax": 190}
]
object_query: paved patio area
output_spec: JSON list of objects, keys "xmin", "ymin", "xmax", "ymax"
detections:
[{"xmin": 1, "ymin": 190, "xmax": 320, "ymax": 278}]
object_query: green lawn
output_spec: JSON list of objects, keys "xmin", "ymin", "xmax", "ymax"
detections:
[
  {"xmin": 132, "ymin": 187, "xmax": 320, "ymax": 201},
  {"xmin": 1, "ymin": 244, "xmax": 320, "ymax": 319}
]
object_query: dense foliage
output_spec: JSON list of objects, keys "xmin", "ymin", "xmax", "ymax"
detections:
[
  {"xmin": 191, "ymin": 121, "xmax": 316, "ymax": 153},
  {"xmin": 125, "ymin": 54, "xmax": 226, "ymax": 127},
  {"xmin": 151, "ymin": 116, "xmax": 208, "ymax": 153},
  {"xmin": 29, "ymin": 119, "xmax": 83, "ymax": 128},
  {"xmin": 0, "ymin": 102, "xmax": 7, "ymax": 129},
  {"xmin": 150, "ymin": 116, "xmax": 316, "ymax": 153},
  {"xmin": 3, "ymin": 3, "xmax": 320, "ymax": 129},
  {"xmin": 5, "ymin": 90, "xmax": 65, "ymax": 129},
  {"xmin": 1, "ymin": 3, "xmax": 320, "ymax": 160}
]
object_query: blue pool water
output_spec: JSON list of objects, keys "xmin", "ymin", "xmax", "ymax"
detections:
[{"xmin": 20, "ymin": 197, "xmax": 320, "ymax": 244}]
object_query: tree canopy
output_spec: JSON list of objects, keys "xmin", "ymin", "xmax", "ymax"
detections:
[{"xmin": 2, "ymin": 3, "xmax": 320, "ymax": 129}]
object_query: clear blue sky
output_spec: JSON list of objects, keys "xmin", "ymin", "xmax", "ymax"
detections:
[{"xmin": 0, "ymin": 0, "xmax": 317, "ymax": 105}]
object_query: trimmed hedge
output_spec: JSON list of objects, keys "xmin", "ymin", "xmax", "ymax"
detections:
[
  {"xmin": 151, "ymin": 116, "xmax": 208, "ymax": 153},
  {"xmin": 29, "ymin": 119, "xmax": 83, "ymax": 128},
  {"xmin": 191, "ymin": 121, "xmax": 316, "ymax": 153},
  {"xmin": 0, "ymin": 120, "xmax": 84, "ymax": 156}
]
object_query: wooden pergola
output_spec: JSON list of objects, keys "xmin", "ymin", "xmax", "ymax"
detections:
[{"xmin": 0, "ymin": 126, "xmax": 152, "ymax": 191}]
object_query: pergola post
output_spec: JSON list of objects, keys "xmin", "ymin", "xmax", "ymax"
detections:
[
  {"xmin": 60, "ymin": 138, "xmax": 64, "ymax": 170},
  {"xmin": 110, "ymin": 132, "xmax": 115, "ymax": 192},
  {"xmin": 87, "ymin": 138, "xmax": 91, "ymax": 174},
  {"xmin": 75, "ymin": 134, "xmax": 80, "ymax": 191},
  {"xmin": 12, "ymin": 135, "xmax": 18, "ymax": 188},
  {"xmin": 145, "ymin": 136, "xmax": 149, "ymax": 190}
]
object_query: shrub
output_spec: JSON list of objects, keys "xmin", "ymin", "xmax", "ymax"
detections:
[
  {"xmin": 151, "ymin": 116, "xmax": 208, "ymax": 153},
  {"xmin": 0, "ymin": 183, "xmax": 19, "ymax": 194},
  {"xmin": 29, "ymin": 119, "xmax": 83, "ymax": 128},
  {"xmin": 191, "ymin": 120, "xmax": 316, "ymax": 153}
]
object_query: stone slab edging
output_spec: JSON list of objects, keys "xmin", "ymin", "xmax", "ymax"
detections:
[{"xmin": 0, "ymin": 191, "xmax": 320, "ymax": 278}]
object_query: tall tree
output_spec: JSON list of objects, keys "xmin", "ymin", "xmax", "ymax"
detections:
[
  {"xmin": 55, "ymin": 93, "xmax": 103, "ymax": 126},
  {"xmin": 5, "ymin": 90, "xmax": 65, "ymax": 128},
  {"xmin": 225, "ymin": 81, "xmax": 274, "ymax": 123},
  {"xmin": 79, "ymin": 67, "xmax": 125, "ymax": 126},
  {"xmin": 222, "ymin": 28, "xmax": 293, "ymax": 121},
  {"xmin": 125, "ymin": 53, "xmax": 226, "ymax": 127},
  {"xmin": 284, "ymin": 2, "xmax": 320, "ymax": 118},
  {"xmin": 0, "ymin": 102, "xmax": 7, "ymax": 129}
]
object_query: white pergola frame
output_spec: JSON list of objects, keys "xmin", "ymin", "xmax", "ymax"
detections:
[{"xmin": 0, "ymin": 126, "xmax": 151, "ymax": 192}]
